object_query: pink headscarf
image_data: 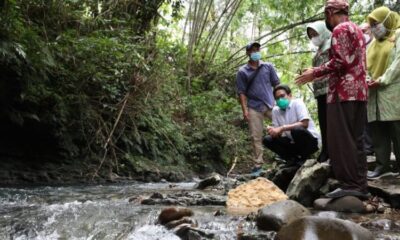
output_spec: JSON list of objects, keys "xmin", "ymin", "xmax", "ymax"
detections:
[{"xmin": 325, "ymin": 0, "xmax": 349, "ymax": 15}]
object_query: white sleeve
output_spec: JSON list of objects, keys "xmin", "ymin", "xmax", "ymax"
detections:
[{"xmin": 295, "ymin": 100, "xmax": 310, "ymax": 122}]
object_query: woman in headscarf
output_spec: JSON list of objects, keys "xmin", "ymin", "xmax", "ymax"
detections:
[
  {"xmin": 366, "ymin": 6, "xmax": 400, "ymax": 179},
  {"xmin": 306, "ymin": 21, "xmax": 332, "ymax": 162}
]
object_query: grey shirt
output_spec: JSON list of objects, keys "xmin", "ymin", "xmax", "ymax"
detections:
[
  {"xmin": 272, "ymin": 99, "xmax": 321, "ymax": 144},
  {"xmin": 236, "ymin": 61, "xmax": 280, "ymax": 112}
]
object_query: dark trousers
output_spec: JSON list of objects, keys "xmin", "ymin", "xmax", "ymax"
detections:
[
  {"xmin": 316, "ymin": 94, "xmax": 329, "ymax": 162},
  {"xmin": 369, "ymin": 121, "xmax": 400, "ymax": 171},
  {"xmin": 327, "ymin": 101, "xmax": 368, "ymax": 192},
  {"xmin": 263, "ymin": 128, "xmax": 319, "ymax": 162},
  {"xmin": 364, "ymin": 118, "xmax": 374, "ymax": 155}
]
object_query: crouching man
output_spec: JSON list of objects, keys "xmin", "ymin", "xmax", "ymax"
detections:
[{"xmin": 263, "ymin": 84, "xmax": 320, "ymax": 166}]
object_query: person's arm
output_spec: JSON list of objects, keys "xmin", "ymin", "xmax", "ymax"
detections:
[
  {"xmin": 281, "ymin": 119, "xmax": 309, "ymax": 132},
  {"xmin": 236, "ymin": 71, "xmax": 249, "ymax": 121},
  {"xmin": 267, "ymin": 109, "xmax": 281, "ymax": 138},
  {"xmin": 268, "ymin": 120, "xmax": 309, "ymax": 137},
  {"xmin": 269, "ymin": 64, "xmax": 280, "ymax": 87},
  {"xmin": 239, "ymin": 94, "xmax": 249, "ymax": 121}
]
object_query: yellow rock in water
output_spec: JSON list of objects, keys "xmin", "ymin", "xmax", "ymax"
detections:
[{"xmin": 227, "ymin": 177, "xmax": 288, "ymax": 215}]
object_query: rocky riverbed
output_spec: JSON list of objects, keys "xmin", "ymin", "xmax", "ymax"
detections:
[{"xmin": 1, "ymin": 157, "xmax": 400, "ymax": 239}]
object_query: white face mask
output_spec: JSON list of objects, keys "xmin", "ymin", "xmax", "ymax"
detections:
[
  {"xmin": 311, "ymin": 36, "xmax": 323, "ymax": 47},
  {"xmin": 371, "ymin": 11, "xmax": 391, "ymax": 40}
]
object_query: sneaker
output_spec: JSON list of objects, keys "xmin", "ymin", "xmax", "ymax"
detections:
[
  {"xmin": 368, "ymin": 171, "xmax": 399, "ymax": 180},
  {"xmin": 325, "ymin": 188, "xmax": 370, "ymax": 199},
  {"xmin": 367, "ymin": 166, "xmax": 399, "ymax": 180},
  {"xmin": 250, "ymin": 166, "xmax": 263, "ymax": 177}
]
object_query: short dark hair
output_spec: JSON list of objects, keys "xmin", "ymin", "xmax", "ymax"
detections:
[
  {"xmin": 246, "ymin": 42, "xmax": 261, "ymax": 51},
  {"xmin": 335, "ymin": 9, "xmax": 349, "ymax": 16},
  {"xmin": 273, "ymin": 84, "xmax": 291, "ymax": 97}
]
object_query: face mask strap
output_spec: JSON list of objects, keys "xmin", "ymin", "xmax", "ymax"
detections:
[{"xmin": 382, "ymin": 11, "xmax": 391, "ymax": 25}]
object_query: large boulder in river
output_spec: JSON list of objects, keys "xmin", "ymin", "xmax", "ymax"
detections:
[
  {"xmin": 275, "ymin": 216, "xmax": 374, "ymax": 240},
  {"xmin": 271, "ymin": 166, "xmax": 299, "ymax": 192},
  {"xmin": 314, "ymin": 196, "xmax": 366, "ymax": 213},
  {"xmin": 286, "ymin": 159, "xmax": 330, "ymax": 207},
  {"xmin": 158, "ymin": 207, "xmax": 194, "ymax": 225},
  {"xmin": 174, "ymin": 224, "xmax": 214, "ymax": 240},
  {"xmin": 256, "ymin": 200, "xmax": 310, "ymax": 231},
  {"xmin": 227, "ymin": 178, "xmax": 288, "ymax": 214},
  {"xmin": 194, "ymin": 173, "xmax": 222, "ymax": 190}
]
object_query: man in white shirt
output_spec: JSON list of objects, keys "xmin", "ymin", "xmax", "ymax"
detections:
[{"xmin": 263, "ymin": 85, "xmax": 320, "ymax": 166}]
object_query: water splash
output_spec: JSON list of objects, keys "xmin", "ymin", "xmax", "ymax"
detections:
[{"xmin": 127, "ymin": 225, "xmax": 180, "ymax": 240}]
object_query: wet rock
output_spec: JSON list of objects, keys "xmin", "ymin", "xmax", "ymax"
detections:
[
  {"xmin": 227, "ymin": 178, "xmax": 288, "ymax": 214},
  {"xmin": 256, "ymin": 200, "xmax": 310, "ymax": 231},
  {"xmin": 368, "ymin": 178, "xmax": 400, "ymax": 208},
  {"xmin": 213, "ymin": 210, "xmax": 224, "ymax": 216},
  {"xmin": 141, "ymin": 192, "xmax": 226, "ymax": 206},
  {"xmin": 128, "ymin": 196, "xmax": 144, "ymax": 203},
  {"xmin": 174, "ymin": 224, "xmax": 214, "ymax": 240},
  {"xmin": 313, "ymin": 196, "xmax": 366, "ymax": 213},
  {"xmin": 158, "ymin": 207, "xmax": 194, "ymax": 225},
  {"xmin": 194, "ymin": 195, "xmax": 226, "ymax": 206},
  {"xmin": 245, "ymin": 212, "xmax": 257, "ymax": 222},
  {"xmin": 150, "ymin": 192, "xmax": 164, "ymax": 199},
  {"xmin": 165, "ymin": 217, "xmax": 197, "ymax": 230},
  {"xmin": 222, "ymin": 177, "xmax": 240, "ymax": 194},
  {"xmin": 238, "ymin": 231, "xmax": 276, "ymax": 240},
  {"xmin": 275, "ymin": 216, "xmax": 374, "ymax": 240},
  {"xmin": 141, "ymin": 198, "xmax": 182, "ymax": 206},
  {"xmin": 360, "ymin": 219, "xmax": 399, "ymax": 231},
  {"xmin": 286, "ymin": 160, "xmax": 330, "ymax": 207},
  {"xmin": 236, "ymin": 174, "xmax": 257, "ymax": 182},
  {"xmin": 364, "ymin": 203, "xmax": 376, "ymax": 213},
  {"xmin": 271, "ymin": 166, "xmax": 299, "ymax": 192},
  {"xmin": 194, "ymin": 173, "xmax": 222, "ymax": 190},
  {"xmin": 315, "ymin": 211, "xmax": 340, "ymax": 219}
]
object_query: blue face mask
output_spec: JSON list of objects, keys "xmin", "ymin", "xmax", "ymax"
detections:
[
  {"xmin": 250, "ymin": 52, "xmax": 261, "ymax": 61},
  {"xmin": 276, "ymin": 98, "xmax": 290, "ymax": 110}
]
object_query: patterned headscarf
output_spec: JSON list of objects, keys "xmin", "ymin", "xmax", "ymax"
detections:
[{"xmin": 325, "ymin": 0, "xmax": 349, "ymax": 15}]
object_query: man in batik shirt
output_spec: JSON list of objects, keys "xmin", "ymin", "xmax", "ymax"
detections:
[{"xmin": 296, "ymin": 0, "xmax": 369, "ymax": 199}]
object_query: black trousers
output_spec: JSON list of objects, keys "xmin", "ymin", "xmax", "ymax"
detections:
[
  {"xmin": 363, "ymin": 118, "xmax": 374, "ymax": 155},
  {"xmin": 316, "ymin": 94, "xmax": 329, "ymax": 162},
  {"xmin": 263, "ymin": 128, "xmax": 319, "ymax": 162},
  {"xmin": 327, "ymin": 101, "xmax": 368, "ymax": 192}
]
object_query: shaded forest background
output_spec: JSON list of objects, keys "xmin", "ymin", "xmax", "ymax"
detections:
[{"xmin": 0, "ymin": 0, "xmax": 399, "ymax": 184}]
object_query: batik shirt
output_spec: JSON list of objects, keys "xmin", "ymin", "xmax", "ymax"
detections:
[{"xmin": 313, "ymin": 20, "xmax": 368, "ymax": 103}]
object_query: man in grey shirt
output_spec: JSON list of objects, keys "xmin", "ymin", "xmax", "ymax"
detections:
[
  {"xmin": 236, "ymin": 42, "xmax": 280, "ymax": 173},
  {"xmin": 264, "ymin": 85, "xmax": 320, "ymax": 166}
]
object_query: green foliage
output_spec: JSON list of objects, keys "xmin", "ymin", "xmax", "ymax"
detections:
[{"xmin": 0, "ymin": 0, "xmax": 387, "ymax": 179}]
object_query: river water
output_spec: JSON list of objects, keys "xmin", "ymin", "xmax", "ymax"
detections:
[
  {"xmin": 0, "ymin": 182, "xmax": 399, "ymax": 240},
  {"xmin": 0, "ymin": 182, "xmax": 254, "ymax": 240}
]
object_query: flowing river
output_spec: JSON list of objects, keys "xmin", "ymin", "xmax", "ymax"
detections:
[{"xmin": 1, "ymin": 182, "xmax": 399, "ymax": 240}]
